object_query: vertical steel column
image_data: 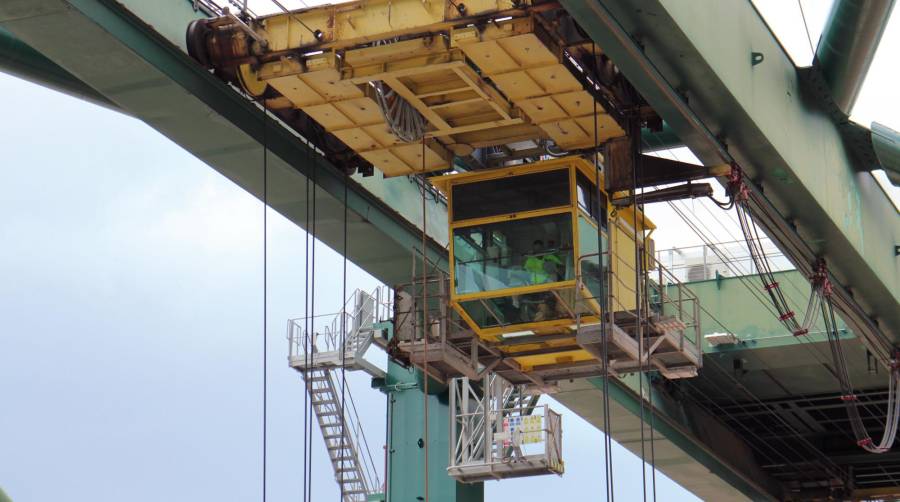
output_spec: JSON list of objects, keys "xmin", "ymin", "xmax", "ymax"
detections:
[{"xmin": 384, "ymin": 359, "xmax": 483, "ymax": 502}]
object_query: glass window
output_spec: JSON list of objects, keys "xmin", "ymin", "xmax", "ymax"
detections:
[
  {"xmin": 453, "ymin": 213, "xmax": 574, "ymax": 295},
  {"xmin": 459, "ymin": 289, "xmax": 575, "ymax": 329},
  {"xmin": 452, "ymin": 169, "xmax": 570, "ymax": 221},
  {"xmin": 576, "ymin": 172, "xmax": 607, "ymax": 226},
  {"xmin": 578, "ymin": 214, "xmax": 608, "ymax": 304}
]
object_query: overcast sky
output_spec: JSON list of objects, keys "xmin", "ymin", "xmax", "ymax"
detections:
[{"xmin": 1, "ymin": 1, "xmax": 897, "ymax": 501}]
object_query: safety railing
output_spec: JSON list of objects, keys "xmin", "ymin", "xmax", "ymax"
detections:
[
  {"xmin": 326, "ymin": 369, "xmax": 383, "ymax": 495},
  {"xmin": 656, "ymin": 238, "xmax": 792, "ymax": 283},
  {"xmin": 286, "ymin": 286, "xmax": 392, "ymax": 362},
  {"xmin": 577, "ymin": 246, "xmax": 702, "ymax": 360},
  {"xmin": 449, "ymin": 376, "xmax": 563, "ymax": 479}
]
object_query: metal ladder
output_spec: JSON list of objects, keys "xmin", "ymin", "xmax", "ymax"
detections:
[
  {"xmin": 304, "ymin": 367, "xmax": 376, "ymax": 502},
  {"xmin": 288, "ymin": 288, "xmax": 389, "ymax": 502}
]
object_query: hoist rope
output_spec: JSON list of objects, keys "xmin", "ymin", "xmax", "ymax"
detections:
[
  {"xmin": 340, "ymin": 162, "xmax": 349, "ymax": 499},
  {"xmin": 421, "ymin": 137, "xmax": 430, "ymax": 502},
  {"xmin": 797, "ymin": 0, "xmax": 817, "ymax": 60},
  {"xmin": 302, "ymin": 109, "xmax": 312, "ymax": 502},
  {"xmin": 308, "ymin": 125, "xmax": 319, "ymax": 502},
  {"xmin": 261, "ymin": 98, "xmax": 269, "ymax": 502},
  {"xmin": 628, "ymin": 115, "xmax": 648, "ymax": 502},
  {"xmin": 591, "ymin": 42, "xmax": 615, "ymax": 502}
]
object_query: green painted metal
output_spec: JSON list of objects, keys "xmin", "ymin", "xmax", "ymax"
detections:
[
  {"xmin": 0, "ymin": 0, "xmax": 448, "ymax": 287},
  {"xmin": 872, "ymin": 121, "xmax": 900, "ymax": 185},
  {"xmin": 384, "ymin": 363, "xmax": 483, "ymax": 502},
  {"xmin": 681, "ymin": 270, "xmax": 847, "ymax": 350},
  {"xmin": 2, "ymin": 0, "xmax": 892, "ymax": 499},
  {"xmin": 816, "ymin": 0, "xmax": 896, "ymax": 115},
  {"xmin": 0, "ymin": 26, "xmax": 118, "ymax": 112},
  {"xmin": 562, "ymin": 0, "xmax": 900, "ymax": 347},
  {"xmin": 684, "ymin": 270, "xmax": 888, "ymax": 399},
  {"xmin": 597, "ymin": 377, "xmax": 776, "ymax": 501},
  {"xmin": 640, "ymin": 122, "xmax": 682, "ymax": 152}
]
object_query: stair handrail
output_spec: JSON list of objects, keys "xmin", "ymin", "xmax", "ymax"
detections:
[{"xmin": 332, "ymin": 370, "xmax": 383, "ymax": 493}]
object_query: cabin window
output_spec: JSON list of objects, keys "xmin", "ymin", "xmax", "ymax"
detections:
[
  {"xmin": 575, "ymin": 172, "xmax": 607, "ymax": 225},
  {"xmin": 453, "ymin": 213, "xmax": 574, "ymax": 295},
  {"xmin": 458, "ymin": 289, "xmax": 574, "ymax": 329},
  {"xmin": 452, "ymin": 169, "xmax": 570, "ymax": 221}
]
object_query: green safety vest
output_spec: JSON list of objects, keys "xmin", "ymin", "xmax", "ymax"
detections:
[{"xmin": 524, "ymin": 253, "xmax": 562, "ymax": 284}]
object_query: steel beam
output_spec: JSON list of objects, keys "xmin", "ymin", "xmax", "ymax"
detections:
[
  {"xmin": 382, "ymin": 363, "xmax": 483, "ymax": 502},
  {"xmin": 816, "ymin": 0, "xmax": 896, "ymax": 115},
  {"xmin": 561, "ymin": 0, "xmax": 900, "ymax": 348},
  {"xmin": 0, "ymin": 26, "xmax": 118, "ymax": 112},
  {"xmin": 0, "ymin": 0, "xmax": 448, "ymax": 288}
]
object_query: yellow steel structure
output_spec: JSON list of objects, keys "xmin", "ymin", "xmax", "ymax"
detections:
[
  {"xmin": 430, "ymin": 156, "xmax": 654, "ymax": 371},
  {"xmin": 216, "ymin": 1, "xmax": 625, "ymax": 177}
]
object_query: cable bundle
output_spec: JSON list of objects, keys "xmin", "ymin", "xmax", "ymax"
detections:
[
  {"xmin": 727, "ymin": 168, "xmax": 899, "ymax": 454},
  {"xmin": 735, "ymin": 201, "xmax": 819, "ymax": 338},
  {"xmin": 372, "ymin": 80, "xmax": 427, "ymax": 143},
  {"xmin": 823, "ymin": 294, "xmax": 900, "ymax": 454}
]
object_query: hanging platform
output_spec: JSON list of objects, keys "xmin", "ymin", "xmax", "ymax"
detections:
[{"xmin": 447, "ymin": 375, "xmax": 563, "ymax": 482}]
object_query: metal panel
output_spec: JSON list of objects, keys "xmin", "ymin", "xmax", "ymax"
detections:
[{"xmin": 560, "ymin": 0, "xmax": 900, "ymax": 347}]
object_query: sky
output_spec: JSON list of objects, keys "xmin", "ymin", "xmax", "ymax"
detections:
[{"xmin": 1, "ymin": 1, "xmax": 898, "ymax": 501}]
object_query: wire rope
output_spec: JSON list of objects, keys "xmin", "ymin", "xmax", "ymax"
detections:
[
  {"xmin": 302, "ymin": 105, "xmax": 311, "ymax": 502},
  {"xmin": 629, "ymin": 115, "xmax": 648, "ymax": 502},
  {"xmin": 797, "ymin": 0, "xmax": 817, "ymax": 60},
  {"xmin": 421, "ymin": 137, "xmax": 430, "ymax": 502},
  {"xmin": 340, "ymin": 160, "xmax": 349, "ymax": 500},
  {"xmin": 261, "ymin": 98, "xmax": 269, "ymax": 502},
  {"xmin": 308, "ymin": 120, "xmax": 319, "ymax": 502}
]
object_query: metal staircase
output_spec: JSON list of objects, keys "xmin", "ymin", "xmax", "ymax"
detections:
[
  {"xmin": 305, "ymin": 368, "xmax": 379, "ymax": 502},
  {"xmin": 287, "ymin": 288, "xmax": 389, "ymax": 502}
]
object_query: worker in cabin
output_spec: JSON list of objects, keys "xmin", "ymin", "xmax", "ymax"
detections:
[{"xmin": 524, "ymin": 239, "xmax": 562, "ymax": 285}]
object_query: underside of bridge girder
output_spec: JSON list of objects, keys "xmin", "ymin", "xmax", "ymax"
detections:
[
  {"xmin": 1, "ymin": 1, "xmax": 897, "ymax": 501},
  {"xmin": 561, "ymin": 0, "xmax": 899, "ymax": 355}
]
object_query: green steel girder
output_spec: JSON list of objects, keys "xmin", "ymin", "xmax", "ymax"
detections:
[
  {"xmin": 553, "ymin": 374, "xmax": 778, "ymax": 501},
  {"xmin": 561, "ymin": 0, "xmax": 900, "ymax": 351},
  {"xmin": 0, "ymin": 25, "xmax": 117, "ymax": 111},
  {"xmin": 1, "ymin": 1, "xmax": 890, "ymax": 500},
  {"xmin": 0, "ymin": 0, "xmax": 448, "ymax": 288}
]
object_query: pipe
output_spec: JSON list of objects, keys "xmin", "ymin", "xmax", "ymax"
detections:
[
  {"xmin": 872, "ymin": 121, "xmax": 900, "ymax": 185},
  {"xmin": 815, "ymin": 0, "xmax": 896, "ymax": 115},
  {"xmin": 0, "ymin": 26, "xmax": 123, "ymax": 113}
]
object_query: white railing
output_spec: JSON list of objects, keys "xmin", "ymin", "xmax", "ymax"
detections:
[
  {"xmin": 656, "ymin": 238, "xmax": 793, "ymax": 283},
  {"xmin": 326, "ymin": 369, "xmax": 383, "ymax": 496},
  {"xmin": 286, "ymin": 286, "xmax": 392, "ymax": 362},
  {"xmin": 577, "ymin": 248, "xmax": 703, "ymax": 358},
  {"xmin": 449, "ymin": 376, "xmax": 563, "ymax": 478}
]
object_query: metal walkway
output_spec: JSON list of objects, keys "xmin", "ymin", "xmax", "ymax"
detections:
[{"xmin": 287, "ymin": 289, "xmax": 388, "ymax": 501}]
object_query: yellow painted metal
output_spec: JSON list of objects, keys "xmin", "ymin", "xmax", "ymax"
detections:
[
  {"xmin": 437, "ymin": 156, "xmax": 654, "ymax": 371},
  {"xmin": 257, "ymin": 0, "xmax": 537, "ymax": 52},
  {"xmin": 224, "ymin": 5, "xmax": 627, "ymax": 177},
  {"xmin": 451, "ymin": 21, "xmax": 625, "ymax": 150}
]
